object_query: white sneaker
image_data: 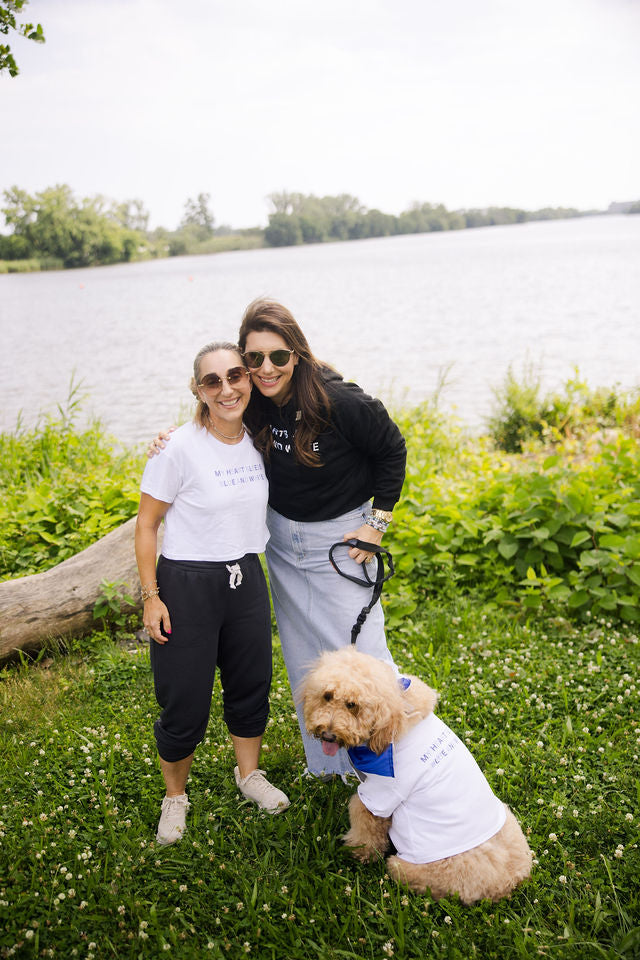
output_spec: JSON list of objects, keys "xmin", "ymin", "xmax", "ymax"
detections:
[
  {"xmin": 234, "ymin": 767, "xmax": 290, "ymax": 814},
  {"xmin": 156, "ymin": 793, "xmax": 190, "ymax": 845}
]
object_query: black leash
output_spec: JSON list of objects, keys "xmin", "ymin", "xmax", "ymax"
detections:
[{"xmin": 328, "ymin": 539, "xmax": 395, "ymax": 645}]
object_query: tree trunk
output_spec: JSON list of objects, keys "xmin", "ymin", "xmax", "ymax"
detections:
[{"xmin": 0, "ymin": 517, "xmax": 158, "ymax": 662}]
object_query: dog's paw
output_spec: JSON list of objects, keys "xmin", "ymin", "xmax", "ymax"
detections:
[
  {"xmin": 343, "ymin": 831, "xmax": 384, "ymax": 863},
  {"xmin": 345, "ymin": 842, "xmax": 379, "ymax": 863}
]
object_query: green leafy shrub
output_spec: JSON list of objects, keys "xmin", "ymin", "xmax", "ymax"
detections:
[
  {"xmin": 92, "ymin": 579, "xmax": 138, "ymax": 635},
  {"xmin": 388, "ymin": 404, "xmax": 640, "ymax": 624},
  {"xmin": 0, "ymin": 393, "xmax": 142, "ymax": 581},
  {"xmin": 488, "ymin": 367, "xmax": 640, "ymax": 452}
]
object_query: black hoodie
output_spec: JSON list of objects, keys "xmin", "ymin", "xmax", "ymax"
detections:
[{"xmin": 263, "ymin": 369, "xmax": 407, "ymax": 522}]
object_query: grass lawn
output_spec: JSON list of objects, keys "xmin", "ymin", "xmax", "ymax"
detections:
[{"xmin": 1, "ymin": 601, "xmax": 638, "ymax": 959}]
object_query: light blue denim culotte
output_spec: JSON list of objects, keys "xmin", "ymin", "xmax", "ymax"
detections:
[{"xmin": 265, "ymin": 502, "xmax": 397, "ymax": 776}]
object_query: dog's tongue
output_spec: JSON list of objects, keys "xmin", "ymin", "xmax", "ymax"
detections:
[{"xmin": 321, "ymin": 740, "xmax": 339, "ymax": 757}]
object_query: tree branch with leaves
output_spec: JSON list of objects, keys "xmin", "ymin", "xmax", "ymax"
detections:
[{"xmin": 1, "ymin": 0, "xmax": 44, "ymax": 77}]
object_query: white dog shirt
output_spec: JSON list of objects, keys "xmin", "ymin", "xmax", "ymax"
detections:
[{"xmin": 353, "ymin": 712, "xmax": 506, "ymax": 864}]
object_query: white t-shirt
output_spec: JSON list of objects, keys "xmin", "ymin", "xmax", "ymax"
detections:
[
  {"xmin": 140, "ymin": 422, "xmax": 269, "ymax": 561},
  {"xmin": 356, "ymin": 713, "xmax": 506, "ymax": 864}
]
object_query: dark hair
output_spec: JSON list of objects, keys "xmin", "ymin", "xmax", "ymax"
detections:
[
  {"xmin": 190, "ymin": 341, "xmax": 245, "ymax": 429},
  {"xmin": 239, "ymin": 298, "xmax": 331, "ymax": 467}
]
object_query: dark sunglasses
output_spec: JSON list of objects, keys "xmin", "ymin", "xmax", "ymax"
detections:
[
  {"xmin": 242, "ymin": 349, "xmax": 295, "ymax": 369},
  {"xmin": 198, "ymin": 367, "xmax": 249, "ymax": 392}
]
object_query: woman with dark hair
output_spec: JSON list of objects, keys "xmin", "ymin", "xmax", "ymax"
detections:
[
  {"xmin": 137, "ymin": 341, "xmax": 289, "ymax": 845},
  {"xmin": 238, "ymin": 298, "xmax": 407, "ymax": 779},
  {"xmin": 150, "ymin": 300, "xmax": 406, "ymax": 780}
]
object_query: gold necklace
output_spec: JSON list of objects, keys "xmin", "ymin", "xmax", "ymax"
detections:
[{"xmin": 208, "ymin": 418, "xmax": 245, "ymax": 441}]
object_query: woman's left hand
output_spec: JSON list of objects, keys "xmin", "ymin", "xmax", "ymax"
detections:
[{"xmin": 343, "ymin": 524, "xmax": 383, "ymax": 564}]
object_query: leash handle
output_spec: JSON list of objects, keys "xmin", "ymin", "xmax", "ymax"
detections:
[
  {"xmin": 328, "ymin": 539, "xmax": 395, "ymax": 586},
  {"xmin": 328, "ymin": 539, "xmax": 395, "ymax": 644}
]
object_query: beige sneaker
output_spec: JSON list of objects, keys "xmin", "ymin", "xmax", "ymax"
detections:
[
  {"xmin": 234, "ymin": 767, "xmax": 290, "ymax": 814},
  {"xmin": 156, "ymin": 793, "xmax": 190, "ymax": 845}
]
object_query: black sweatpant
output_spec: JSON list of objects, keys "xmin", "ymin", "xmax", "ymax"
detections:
[{"xmin": 150, "ymin": 553, "xmax": 272, "ymax": 762}]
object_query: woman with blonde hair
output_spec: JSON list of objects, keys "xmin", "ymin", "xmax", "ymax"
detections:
[{"xmin": 137, "ymin": 341, "xmax": 289, "ymax": 845}]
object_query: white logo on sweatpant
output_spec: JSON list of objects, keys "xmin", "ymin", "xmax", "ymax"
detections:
[{"xmin": 226, "ymin": 563, "xmax": 243, "ymax": 589}]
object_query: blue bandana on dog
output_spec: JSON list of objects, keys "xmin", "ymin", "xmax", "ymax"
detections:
[{"xmin": 348, "ymin": 743, "xmax": 395, "ymax": 777}]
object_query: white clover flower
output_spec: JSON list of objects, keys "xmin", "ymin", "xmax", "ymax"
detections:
[
  {"xmin": 444, "ymin": 916, "xmax": 452, "ymax": 924},
  {"xmin": 559, "ymin": 875, "xmax": 567, "ymax": 883}
]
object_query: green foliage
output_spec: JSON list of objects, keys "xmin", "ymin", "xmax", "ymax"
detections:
[
  {"xmin": 180, "ymin": 192, "xmax": 215, "ymax": 237},
  {"xmin": 488, "ymin": 367, "xmax": 640, "ymax": 452},
  {"xmin": 0, "ymin": 185, "xmax": 147, "ymax": 268},
  {"xmin": 0, "ymin": 257, "xmax": 42, "ymax": 272},
  {"xmin": 0, "ymin": 385, "xmax": 142, "ymax": 581},
  {"xmin": 386, "ymin": 396, "xmax": 640, "ymax": 626},
  {"xmin": 92, "ymin": 580, "xmax": 138, "ymax": 635},
  {"xmin": 264, "ymin": 212, "xmax": 304, "ymax": 247},
  {"xmin": 487, "ymin": 362, "xmax": 547, "ymax": 451},
  {"xmin": 0, "ymin": 0, "xmax": 44, "ymax": 77}
]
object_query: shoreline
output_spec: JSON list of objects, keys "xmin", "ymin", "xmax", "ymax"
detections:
[{"xmin": 0, "ymin": 210, "xmax": 620, "ymax": 276}]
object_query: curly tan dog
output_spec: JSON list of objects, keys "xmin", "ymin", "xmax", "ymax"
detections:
[{"xmin": 299, "ymin": 647, "xmax": 532, "ymax": 904}]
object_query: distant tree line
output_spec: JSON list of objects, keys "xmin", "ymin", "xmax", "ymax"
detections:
[
  {"xmin": 1, "ymin": 183, "xmax": 626, "ymax": 272},
  {"xmin": 0, "ymin": 186, "xmax": 261, "ymax": 270},
  {"xmin": 263, "ymin": 192, "xmax": 589, "ymax": 248}
]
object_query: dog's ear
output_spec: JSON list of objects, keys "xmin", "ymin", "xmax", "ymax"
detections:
[
  {"xmin": 402, "ymin": 676, "xmax": 439, "ymax": 720},
  {"xmin": 368, "ymin": 703, "xmax": 402, "ymax": 754}
]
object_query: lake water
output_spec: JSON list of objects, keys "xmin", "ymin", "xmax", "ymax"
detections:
[{"xmin": 1, "ymin": 215, "xmax": 638, "ymax": 447}]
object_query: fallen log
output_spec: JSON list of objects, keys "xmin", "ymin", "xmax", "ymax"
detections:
[{"xmin": 0, "ymin": 517, "xmax": 159, "ymax": 663}]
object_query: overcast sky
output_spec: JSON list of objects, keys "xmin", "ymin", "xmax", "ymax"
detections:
[{"xmin": 2, "ymin": 0, "xmax": 639, "ymax": 230}]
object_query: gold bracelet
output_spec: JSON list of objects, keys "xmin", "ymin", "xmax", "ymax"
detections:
[
  {"xmin": 141, "ymin": 582, "xmax": 160, "ymax": 601},
  {"xmin": 371, "ymin": 508, "xmax": 394, "ymax": 524}
]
